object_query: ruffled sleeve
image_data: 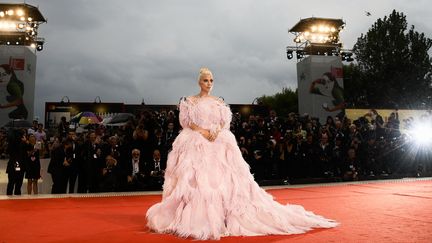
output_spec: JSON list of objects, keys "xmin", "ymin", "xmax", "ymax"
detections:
[
  {"xmin": 219, "ymin": 100, "xmax": 232, "ymax": 130},
  {"xmin": 179, "ymin": 96, "xmax": 193, "ymax": 129}
]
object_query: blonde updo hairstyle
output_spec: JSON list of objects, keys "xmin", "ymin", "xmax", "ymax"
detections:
[{"xmin": 198, "ymin": 67, "xmax": 213, "ymax": 82}]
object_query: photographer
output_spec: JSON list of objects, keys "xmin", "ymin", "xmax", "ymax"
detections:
[
  {"xmin": 48, "ymin": 139, "xmax": 73, "ymax": 194},
  {"xmin": 6, "ymin": 129, "xmax": 27, "ymax": 195},
  {"xmin": 145, "ymin": 149, "xmax": 166, "ymax": 190},
  {"xmin": 124, "ymin": 149, "xmax": 147, "ymax": 191},
  {"xmin": 99, "ymin": 155, "xmax": 122, "ymax": 192}
]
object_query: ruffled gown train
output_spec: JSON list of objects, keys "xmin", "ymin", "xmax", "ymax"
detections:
[{"xmin": 146, "ymin": 96, "xmax": 338, "ymax": 240}]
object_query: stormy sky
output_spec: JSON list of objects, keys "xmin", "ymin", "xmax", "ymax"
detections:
[{"xmin": 2, "ymin": 0, "xmax": 432, "ymax": 120}]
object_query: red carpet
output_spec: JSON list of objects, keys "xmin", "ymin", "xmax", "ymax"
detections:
[{"xmin": 1, "ymin": 179, "xmax": 431, "ymax": 243}]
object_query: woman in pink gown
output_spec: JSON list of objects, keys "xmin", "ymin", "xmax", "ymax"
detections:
[{"xmin": 146, "ymin": 68, "xmax": 338, "ymax": 240}]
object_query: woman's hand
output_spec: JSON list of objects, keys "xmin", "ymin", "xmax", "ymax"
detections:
[
  {"xmin": 191, "ymin": 123, "xmax": 219, "ymax": 142},
  {"xmin": 199, "ymin": 129, "xmax": 218, "ymax": 142}
]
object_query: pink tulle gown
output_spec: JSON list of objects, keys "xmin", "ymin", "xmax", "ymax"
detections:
[{"xmin": 146, "ymin": 96, "xmax": 338, "ymax": 240}]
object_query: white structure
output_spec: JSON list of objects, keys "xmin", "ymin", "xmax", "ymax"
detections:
[
  {"xmin": 0, "ymin": 46, "xmax": 37, "ymax": 126},
  {"xmin": 296, "ymin": 55, "xmax": 344, "ymax": 122}
]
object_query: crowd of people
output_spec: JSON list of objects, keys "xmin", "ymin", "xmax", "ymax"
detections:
[{"xmin": 3, "ymin": 104, "xmax": 432, "ymax": 195}]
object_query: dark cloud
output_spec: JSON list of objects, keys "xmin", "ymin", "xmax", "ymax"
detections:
[{"xmin": 2, "ymin": 0, "xmax": 430, "ymax": 119}]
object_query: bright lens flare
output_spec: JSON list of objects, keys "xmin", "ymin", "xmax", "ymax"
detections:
[
  {"xmin": 410, "ymin": 122, "xmax": 432, "ymax": 146},
  {"xmin": 16, "ymin": 9, "xmax": 24, "ymax": 16}
]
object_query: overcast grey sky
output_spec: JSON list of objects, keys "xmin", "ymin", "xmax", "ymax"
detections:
[{"xmin": 3, "ymin": 0, "xmax": 432, "ymax": 119}]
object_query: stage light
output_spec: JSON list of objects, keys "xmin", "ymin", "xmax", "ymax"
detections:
[
  {"xmin": 0, "ymin": 3, "xmax": 47, "ymax": 50},
  {"xmin": 30, "ymin": 43, "xmax": 36, "ymax": 48},
  {"xmin": 36, "ymin": 43, "xmax": 43, "ymax": 51},
  {"xmin": 341, "ymin": 52, "xmax": 354, "ymax": 62},
  {"xmin": 16, "ymin": 9, "xmax": 24, "ymax": 16},
  {"xmin": 296, "ymin": 50, "xmax": 304, "ymax": 59},
  {"xmin": 288, "ymin": 17, "xmax": 345, "ymax": 57},
  {"xmin": 287, "ymin": 50, "xmax": 293, "ymax": 59}
]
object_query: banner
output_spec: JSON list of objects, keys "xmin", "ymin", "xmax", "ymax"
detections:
[
  {"xmin": 296, "ymin": 55, "xmax": 344, "ymax": 123},
  {"xmin": 0, "ymin": 46, "xmax": 36, "ymax": 126}
]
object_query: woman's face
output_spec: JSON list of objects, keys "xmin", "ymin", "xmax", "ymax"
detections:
[
  {"xmin": 199, "ymin": 73, "xmax": 213, "ymax": 93},
  {"xmin": 0, "ymin": 67, "xmax": 12, "ymax": 87}
]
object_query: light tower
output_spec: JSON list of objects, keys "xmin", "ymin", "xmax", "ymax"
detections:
[
  {"xmin": 0, "ymin": 3, "xmax": 46, "ymax": 126},
  {"xmin": 287, "ymin": 17, "xmax": 352, "ymax": 122},
  {"xmin": 0, "ymin": 3, "xmax": 46, "ymax": 50}
]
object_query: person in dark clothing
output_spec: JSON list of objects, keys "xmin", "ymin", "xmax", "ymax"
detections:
[
  {"xmin": 299, "ymin": 133, "xmax": 319, "ymax": 178},
  {"xmin": 25, "ymin": 134, "xmax": 41, "ymax": 195},
  {"xmin": 78, "ymin": 132, "xmax": 103, "ymax": 193},
  {"xmin": 145, "ymin": 149, "xmax": 166, "ymax": 190},
  {"xmin": 48, "ymin": 139, "xmax": 73, "ymax": 194},
  {"xmin": 342, "ymin": 147, "xmax": 360, "ymax": 181},
  {"xmin": 99, "ymin": 155, "xmax": 123, "ymax": 192},
  {"xmin": 65, "ymin": 130, "xmax": 82, "ymax": 193},
  {"xmin": 123, "ymin": 148, "xmax": 149, "ymax": 191},
  {"xmin": 6, "ymin": 129, "xmax": 27, "ymax": 195},
  {"xmin": 316, "ymin": 132, "xmax": 334, "ymax": 177}
]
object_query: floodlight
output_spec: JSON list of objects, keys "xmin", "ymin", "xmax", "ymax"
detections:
[
  {"xmin": 287, "ymin": 50, "xmax": 293, "ymax": 59},
  {"xmin": 287, "ymin": 17, "xmax": 347, "ymax": 58},
  {"xmin": 0, "ymin": 3, "xmax": 47, "ymax": 50},
  {"xmin": 36, "ymin": 41, "xmax": 43, "ymax": 51},
  {"xmin": 296, "ymin": 50, "xmax": 304, "ymax": 59},
  {"xmin": 341, "ymin": 52, "xmax": 354, "ymax": 62},
  {"xmin": 16, "ymin": 9, "xmax": 24, "ymax": 16}
]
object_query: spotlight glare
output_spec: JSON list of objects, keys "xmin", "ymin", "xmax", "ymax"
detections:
[
  {"xmin": 16, "ymin": 9, "xmax": 24, "ymax": 16},
  {"xmin": 410, "ymin": 122, "xmax": 432, "ymax": 146},
  {"xmin": 0, "ymin": 11, "xmax": 4, "ymax": 17}
]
